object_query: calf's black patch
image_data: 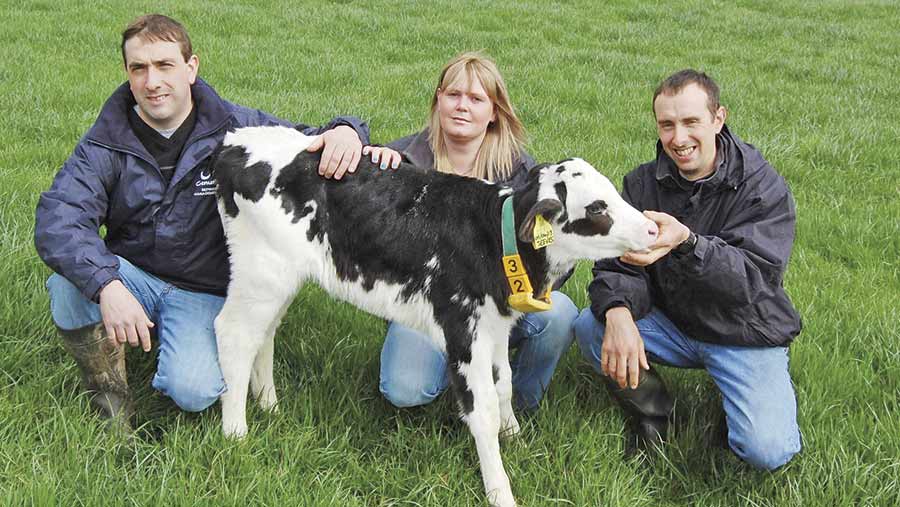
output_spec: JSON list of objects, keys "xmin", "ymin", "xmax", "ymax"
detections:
[
  {"xmin": 449, "ymin": 365, "xmax": 475, "ymax": 415},
  {"xmin": 212, "ymin": 145, "xmax": 272, "ymax": 218},
  {"xmin": 563, "ymin": 216, "xmax": 613, "ymax": 236},
  {"xmin": 563, "ymin": 201, "xmax": 613, "ymax": 236},
  {"xmin": 554, "ymin": 182, "xmax": 569, "ymax": 222}
]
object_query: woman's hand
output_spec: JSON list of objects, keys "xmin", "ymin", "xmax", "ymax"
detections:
[{"xmin": 362, "ymin": 146, "xmax": 402, "ymax": 170}]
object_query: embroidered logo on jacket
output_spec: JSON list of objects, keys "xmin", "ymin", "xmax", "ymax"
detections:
[{"xmin": 194, "ymin": 169, "xmax": 217, "ymax": 197}]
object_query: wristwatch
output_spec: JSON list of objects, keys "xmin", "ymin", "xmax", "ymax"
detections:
[{"xmin": 672, "ymin": 231, "xmax": 697, "ymax": 256}]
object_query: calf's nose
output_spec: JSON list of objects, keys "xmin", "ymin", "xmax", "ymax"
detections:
[{"xmin": 647, "ymin": 221, "xmax": 659, "ymax": 238}]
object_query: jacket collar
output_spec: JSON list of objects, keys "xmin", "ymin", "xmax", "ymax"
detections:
[
  {"xmin": 85, "ymin": 78, "xmax": 230, "ymax": 157},
  {"xmin": 400, "ymin": 129, "xmax": 436, "ymax": 170},
  {"xmin": 654, "ymin": 124, "xmax": 744, "ymax": 190}
]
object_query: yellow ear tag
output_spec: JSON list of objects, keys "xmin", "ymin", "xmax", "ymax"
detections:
[{"xmin": 532, "ymin": 215, "xmax": 554, "ymax": 249}]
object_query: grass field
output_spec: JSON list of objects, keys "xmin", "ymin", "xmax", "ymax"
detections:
[{"xmin": 1, "ymin": 0, "xmax": 899, "ymax": 505}]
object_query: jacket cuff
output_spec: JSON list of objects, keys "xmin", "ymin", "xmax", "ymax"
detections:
[
  {"xmin": 590, "ymin": 300, "xmax": 629, "ymax": 324},
  {"xmin": 672, "ymin": 234, "xmax": 708, "ymax": 274},
  {"xmin": 692, "ymin": 234, "xmax": 710, "ymax": 260},
  {"xmin": 85, "ymin": 267, "xmax": 120, "ymax": 303},
  {"xmin": 324, "ymin": 117, "xmax": 371, "ymax": 145}
]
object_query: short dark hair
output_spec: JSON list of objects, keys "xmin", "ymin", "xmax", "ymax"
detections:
[
  {"xmin": 121, "ymin": 14, "xmax": 193, "ymax": 64},
  {"xmin": 653, "ymin": 69, "xmax": 721, "ymax": 117}
]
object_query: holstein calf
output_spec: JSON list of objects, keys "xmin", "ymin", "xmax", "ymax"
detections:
[{"xmin": 212, "ymin": 126, "xmax": 658, "ymax": 507}]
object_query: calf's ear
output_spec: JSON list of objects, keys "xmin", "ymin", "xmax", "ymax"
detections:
[{"xmin": 518, "ymin": 199, "xmax": 563, "ymax": 243}]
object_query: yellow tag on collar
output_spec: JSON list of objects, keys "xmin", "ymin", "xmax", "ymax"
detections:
[
  {"xmin": 509, "ymin": 293, "xmax": 552, "ymax": 312},
  {"xmin": 503, "ymin": 254, "xmax": 552, "ymax": 312},
  {"xmin": 532, "ymin": 215, "xmax": 554, "ymax": 249}
]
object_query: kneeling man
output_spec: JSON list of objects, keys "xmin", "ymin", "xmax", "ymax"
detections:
[
  {"xmin": 574, "ymin": 69, "xmax": 802, "ymax": 470},
  {"xmin": 34, "ymin": 14, "xmax": 368, "ymax": 430}
]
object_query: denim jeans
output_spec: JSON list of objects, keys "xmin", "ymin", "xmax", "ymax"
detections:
[
  {"xmin": 574, "ymin": 307, "xmax": 801, "ymax": 470},
  {"xmin": 47, "ymin": 256, "xmax": 226, "ymax": 412},
  {"xmin": 379, "ymin": 291, "xmax": 578, "ymax": 411}
]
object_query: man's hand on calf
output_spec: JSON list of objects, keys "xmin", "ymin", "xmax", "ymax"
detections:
[
  {"xmin": 308, "ymin": 125, "xmax": 363, "ymax": 180},
  {"xmin": 620, "ymin": 210, "xmax": 691, "ymax": 266}
]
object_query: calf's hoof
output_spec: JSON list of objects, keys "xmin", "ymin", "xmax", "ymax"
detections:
[
  {"xmin": 258, "ymin": 391, "xmax": 279, "ymax": 412},
  {"xmin": 487, "ymin": 488, "xmax": 517, "ymax": 507},
  {"xmin": 499, "ymin": 418, "xmax": 521, "ymax": 441},
  {"xmin": 222, "ymin": 422, "xmax": 249, "ymax": 439}
]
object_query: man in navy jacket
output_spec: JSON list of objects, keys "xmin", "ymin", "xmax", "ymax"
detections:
[
  {"xmin": 34, "ymin": 14, "xmax": 370, "ymax": 430},
  {"xmin": 574, "ymin": 70, "xmax": 802, "ymax": 469}
]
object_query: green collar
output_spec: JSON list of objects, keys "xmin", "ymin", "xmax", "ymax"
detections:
[
  {"xmin": 501, "ymin": 194, "xmax": 519, "ymax": 256},
  {"xmin": 501, "ymin": 195, "xmax": 551, "ymax": 312}
]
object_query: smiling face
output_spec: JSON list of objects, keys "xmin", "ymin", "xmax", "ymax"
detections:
[
  {"xmin": 436, "ymin": 74, "xmax": 496, "ymax": 145},
  {"xmin": 123, "ymin": 37, "xmax": 198, "ymax": 131},
  {"xmin": 653, "ymin": 83, "xmax": 726, "ymax": 181}
]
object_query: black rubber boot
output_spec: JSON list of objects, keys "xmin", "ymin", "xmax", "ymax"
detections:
[
  {"xmin": 603, "ymin": 366, "xmax": 674, "ymax": 457},
  {"xmin": 58, "ymin": 324, "xmax": 134, "ymax": 433}
]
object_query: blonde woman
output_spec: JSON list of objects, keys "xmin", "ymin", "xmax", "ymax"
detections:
[{"xmin": 364, "ymin": 52, "xmax": 577, "ymax": 411}]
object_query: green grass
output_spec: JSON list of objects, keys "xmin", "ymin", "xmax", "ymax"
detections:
[{"xmin": 2, "ymin": 0, "xmax": 899, "ymax": 505}]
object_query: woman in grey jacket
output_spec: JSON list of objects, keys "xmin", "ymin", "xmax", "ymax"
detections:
[{"xmin": 364, "ymin": 52, "xmax": 577, "ymax": 412}]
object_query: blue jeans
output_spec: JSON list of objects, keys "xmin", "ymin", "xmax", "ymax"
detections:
[
  {"xmin": 47, "ymin": 257, "xmax": 226, "ymax": 412},
  {"xmin": 574, "ymin": 307, "xmax": 801, "ymax": 470},
  {"xmin": 379, "ymin": 291, "xmax": 578, "ymax": 411}
]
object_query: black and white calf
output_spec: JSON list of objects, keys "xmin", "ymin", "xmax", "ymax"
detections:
[{"xmin": 212, "ymin": 126, "xmax": 657, "ymax": 507}]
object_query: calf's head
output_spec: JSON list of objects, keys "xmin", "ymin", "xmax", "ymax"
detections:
[{"xmin": 518, "ymin": 158, "xmax": 658, "ymax": 263}]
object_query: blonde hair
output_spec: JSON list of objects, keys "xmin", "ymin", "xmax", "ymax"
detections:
[{"xmin": 428, "ymin": 52, "xmax": 527, "ymax": 182}]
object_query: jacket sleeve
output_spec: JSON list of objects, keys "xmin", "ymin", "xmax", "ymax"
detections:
[
  {"xmin": 518, "ymin": 151, "xmax": 537, "ymax": 171},
  {"xmin": 669, "ymin": 175, "xmax": 797, "ymax": 307},
  {"xmin": 35, "ymin": 143, "xmax": 120, "ymax": 301},
  {"xmin": 295, "ymin": 115, "xmax": 370, "ymax": 145},
  {"xmin": 246, "ymin": 107, "xmax": 371, "ymax": 145},
  {"xmin": 587, "ymin": 172, "xmax": 653, "ymax": 322},
  {"xmin": 503, "ymin": 150, "xmax": 537, "ymax": 190}
]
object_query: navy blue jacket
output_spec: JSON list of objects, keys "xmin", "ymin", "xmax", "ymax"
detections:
[
  {"xmin": 588, "ymin": 126, "xmax": 802, "ymax": 347},
  {"xmin": 35, "ymin": 78, "xmax": 369, "ymax": 300}
]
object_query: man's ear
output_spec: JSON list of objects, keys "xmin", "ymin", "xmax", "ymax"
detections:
[
  {"xmin": 187, "ymin": 54, "xmax": 199, "ymax": 84},
  {"xmin": 714, "ymin": 106, "xmax": 727, "ymax": 133},
  {"xmin": 518, "ymin": 198, "xmax": 563, "ymax": 243}
]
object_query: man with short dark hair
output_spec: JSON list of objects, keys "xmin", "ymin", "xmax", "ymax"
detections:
[
  {"xmin": 574, "ymin": 69, "xmax": 802, "ymax": 470},
  {"xmin": 35, "ymin": 14, "xmax": 370, "ymax": 430}
]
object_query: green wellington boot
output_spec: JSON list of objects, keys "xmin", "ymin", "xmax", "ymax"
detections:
[
  {"xmin": 604, "ymin": 366, "xmax": 674, "ymax": 457},
  {"xmin": 58, "ymin": 324, "xmax": 134, "ymax": 432}
]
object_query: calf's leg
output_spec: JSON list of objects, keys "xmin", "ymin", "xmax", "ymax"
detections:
[
  {"xmin": 491, "ymin": 334, "xmax": 519, "ymax": 439},
  {"xmin": 215, "ymin": 275, "xmax": 297, "ymax": 438},
  {"xmin": 249, "ymin": 298, "xmax": 293, "ymax": 412},
  {"xmin": 450, "ymin": 334, "xmax": 517, "ymax": 507},
  {"xmin": 491, "ymin": 332, "xmax": 519, "ymax": 439}
]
